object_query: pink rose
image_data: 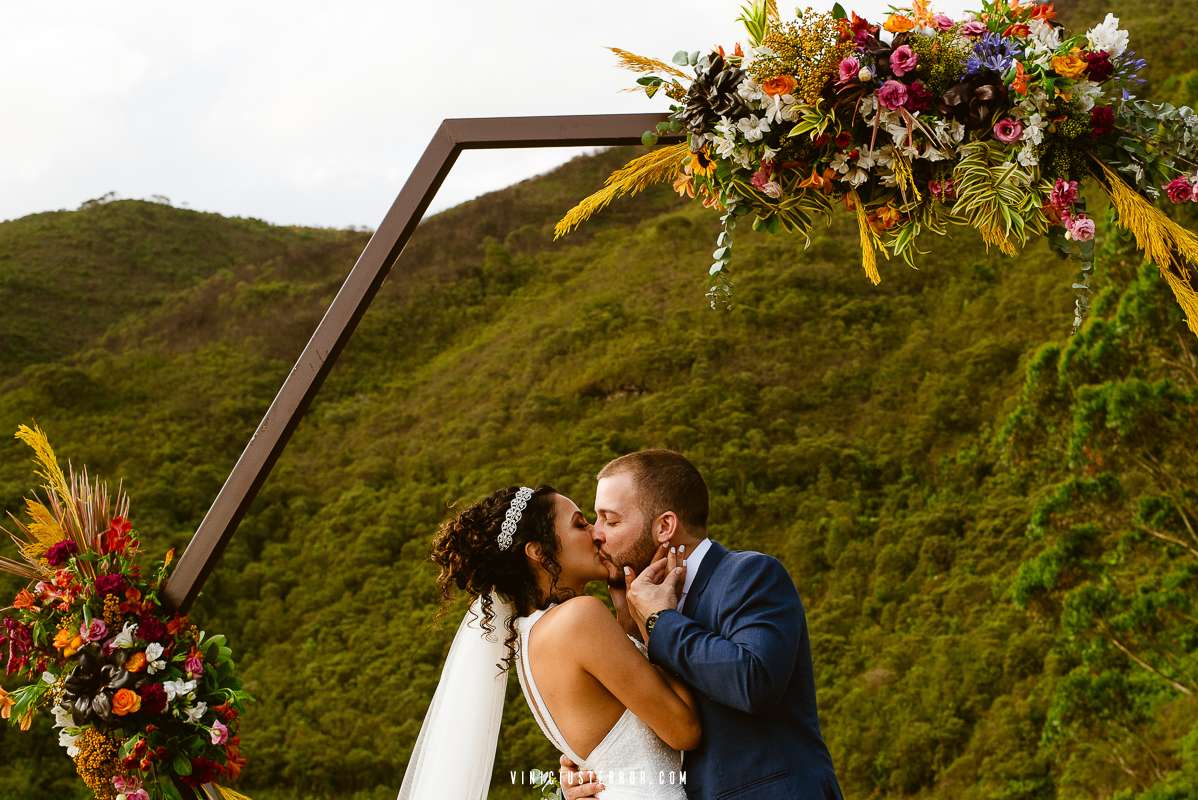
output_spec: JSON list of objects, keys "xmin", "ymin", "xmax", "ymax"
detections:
[
  {"xmin": 961, "ymin": 20, "xmax": 987, "ymax": 37},
  {"xmin": 1165, "ymin": 176, "xmax": 1194, "ymax": 204},
  {"xmin": 1192, "ymin": 181, "xmax": 1198, "ymax": 202},
  {"xmin": 210, "ymin": 719, "xmax": 229, "ymax": 746},
  {"xmin": 838, "ymin": 56, "xmax": 860, "ymax": 83},
  {"xmin": 993, "ymin": 118, "xmax": 1024, "ymax": 143},
  {"xmin": 761, "ymin": 181, "xmax": 783, "ymax": 199},
  {"xmin": 1067, "ymin": 215, "xmax": 1096, "ymax": 241},
  {"xmin": 80, "ymin": 619, "xmax": 107, "ymax": 643},
  {"xmin": 933, "ymin": 14, "xmax": 955, "ymax": 31},
  {"xmin": 1050, "ymin": 179, "xmax": 1079, "ymax": 211},
  {"xmin": 890, "ymin": 45, "xmax": 918, "ymax": 77},
  {"xmin": 128, "ymin": 791, "xmax": 150, "ymax": 800},
  {"xmin": 877, "ymin": 80, "xmax": 908, "ymax": 110}
]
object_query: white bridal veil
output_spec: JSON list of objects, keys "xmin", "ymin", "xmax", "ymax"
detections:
[{"xmin": 397, "ymin": 591, "xmax": 514, "ymax": 800}]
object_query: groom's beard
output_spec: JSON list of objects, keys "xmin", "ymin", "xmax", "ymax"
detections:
[{"xmin": 619, "ymin": 519, "xmax": 659, "ymax": 576}]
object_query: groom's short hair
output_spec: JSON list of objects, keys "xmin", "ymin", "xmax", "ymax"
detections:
[{"xmin": 597, "ymin": 449, "xmax": 709, "ymax": 530}]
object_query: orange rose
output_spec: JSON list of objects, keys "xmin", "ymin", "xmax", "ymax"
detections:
[
  {"xmin": 761, "ymin": 75, "xmax": 797, "ymax": 96},
  {"xmin": 112, "ymin": 688, "xmax": 141, "ymax": 716},
  {"xmin": 1051, "ymin": 48, "xmax": 1087, "ymax": 79},
  {"xmin": 883, "ymin": 14, "xmax": 915, "ymax": 33},
  {"xmin": 126, "ymin": 651, "xmax": 147, "ymax": 673}
]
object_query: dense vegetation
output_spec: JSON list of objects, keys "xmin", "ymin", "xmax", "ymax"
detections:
[{"xmin": 2, "ymin": 3, "xmax": 1197, "ymax": 797}]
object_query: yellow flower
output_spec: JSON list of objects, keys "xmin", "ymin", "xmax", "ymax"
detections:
[
  {"xmin": 884, "ymin": 14, "xmax": 915, "ymax": 33},
  {"xmin": 1051, "ymin": 48, "xmax": 1087, "ymax": 79},
  {"xmin": 688, "ymin": 148, "xmax": 716, "ymax": 178},
  {"xmin": 0, "ymin": 687, "xmax": 12, "ymax": 720}
]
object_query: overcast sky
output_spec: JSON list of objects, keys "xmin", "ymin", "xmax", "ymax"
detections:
[{"xmin": 3, "ymin": 1, "xmax": 972, "ymax": 229}]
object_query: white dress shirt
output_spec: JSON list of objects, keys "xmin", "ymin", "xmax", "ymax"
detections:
[{"xmin": 675, "ymin": 537, "xmax": 712, "ymax": 611}]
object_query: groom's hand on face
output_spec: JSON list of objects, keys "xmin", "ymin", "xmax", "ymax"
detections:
[
  {"xmin": 560, "ymin": 754, "xmax": 604, "ymax": 800},
  {"xmin": 626, "ymin": 544, "xmax": 687, "ymax": 640}
]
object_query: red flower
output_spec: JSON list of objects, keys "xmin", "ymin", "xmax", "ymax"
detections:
[
  {"xmin": 907, "ymin": 80, "xmax": 935, "ymax": 112},
  {"xmin": 834, "ymin": 131, "xmax": 853, "ymax": 148},
  {"xmin": 1090, "ymin": 105, "xmax": 1115, "ymax": 139},
  {"xmin": 1083, "ymin": 50, "xmax": 1114, "ymax": 82},
  {"xmin": 180, "ymin": 757, "xmax": 224, "ymax": 787},
  {"xmin": 138, "ymin": 682, "xmax": 168, "ymax": 716},
  {"xmin": 100, "ymin": 516, "xmax": 134, "ymax": 556}
]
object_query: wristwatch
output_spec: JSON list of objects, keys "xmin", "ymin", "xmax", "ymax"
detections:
[{"xmin": 645, "ymin": 610, "xmax": 664, "ymax": 640}]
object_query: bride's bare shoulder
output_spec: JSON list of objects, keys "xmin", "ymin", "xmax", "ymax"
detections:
[{"xmin": 539, "ymin": 595, "xmax": 616, "ymax": 636}]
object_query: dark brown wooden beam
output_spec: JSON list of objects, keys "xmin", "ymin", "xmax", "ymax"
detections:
[{"xmin": 163, "ymin": 113, "xmax": 682, "ymax": 612}]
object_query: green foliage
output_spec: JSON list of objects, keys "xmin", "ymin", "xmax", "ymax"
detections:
[{"xmin": 2, "ymin": 5, "xmax": 1197, "ymax": 793}]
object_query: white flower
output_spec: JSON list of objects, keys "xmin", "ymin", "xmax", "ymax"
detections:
[
  {"xmin": 736, "ymin": 77, "xmax": 766, "ymax": 107},
  {"xmin": 1087, "ymin": 13, "xmax": 1128, "ymax": 58},
  {"xmin": 41, "ymin": 671, "xmax": 56, "ymax": 685},
  {"xmin": 856, "ymin": 148, "xmax": 878, "ymax": 171},
  {"xmin": 145, "ymin": 641, "xmax": 167, "ymax": 675},
  {"xmin": 761, "ymin": 143, "xmax": 780, "ymax": 161},
  {"xmin": 1021, "ymin": 113, "xmax": 1045, "ymax": 146},
  {"xmin": 736, "ymin": 114, "xmax": 770, "ymax": 142},
  {"xmin": 766, "ymin": 93, "xmax": 802, "ymax": 124},
  {"xmin": 1025, "ymin": 19, "xmax": 1062, "ymax": 68},
  {"xmin": 1017, "ymin": 142, "xmax": 1040, "ymax": 167},
  {"xmin": 920, "ymin": 143, "xmax": 949, "ymax": 162},
  {"xmin": 830, "ymin": 150, "xmax": 853, "ymax": 174},
  {"xmin": 52, "ymin": 704, "xmax": 75, "ymax": 729},
  {"xmin": 846, "ymin": 169, "xmax": 871, "ymax": 187},
  {"xmin": 112, "ymin": 621, "xmax": 137, "ymax": 649},
  {"xmin": 59, "ymin": 729, "xmax": 79, "ymax": 758},
  {"xmin": 760, "ymin": 181, "xmax": 783, "ymax": 198},
  {"xmin": 1071, "ymin": 80, "xmax": 1103, "ymax": 111},
  {"xmin": 730, "ymin": 146, "xmax": 754, "ymax": 169},
  {"xmin": 185, "ymin": 701, "xmax": 209, "ymax": 725},
  {"xmin": 163, "ymin": 678, "xmax": 197, "ymax": 703}
]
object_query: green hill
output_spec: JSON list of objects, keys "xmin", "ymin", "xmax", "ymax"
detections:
[{"xmin": 2, "ymin": 4, "xmax": 1197, "ymax": 798}]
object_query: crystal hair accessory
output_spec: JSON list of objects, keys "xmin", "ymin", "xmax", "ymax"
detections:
[{"xmin": 497, "ymin": 486, "xmax": 534, "ymax": 551}]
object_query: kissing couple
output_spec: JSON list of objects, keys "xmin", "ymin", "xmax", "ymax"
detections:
[{"xmin": 397, "ymin": 449, "xmax": 843, "ymax": 799}]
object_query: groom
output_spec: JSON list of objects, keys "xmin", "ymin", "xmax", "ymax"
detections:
[{"xmin": 561, "ymin": 449, "xmax": 843, "ymax": 800}]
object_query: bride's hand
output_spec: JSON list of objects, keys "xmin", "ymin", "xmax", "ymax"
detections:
[
  {"xmin": 609, "ymin": 542, "xmax": 668, "ymax": 639},
  {"xmin": 560, "ymin": 754, "xmax": 604, "ymax": 799}
]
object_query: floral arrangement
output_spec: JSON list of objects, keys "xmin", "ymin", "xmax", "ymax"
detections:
[
  {"xmin": 554, "ymin": 0, "xmax": 1198, "ymax": 337},
  {"xmin": 0, "ymin": 424, "xmax": 254, "ymax": 800}
]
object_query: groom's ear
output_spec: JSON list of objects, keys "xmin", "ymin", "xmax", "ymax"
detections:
[{"xmin": 654, "ymin": 511, "xmax": 679, "ymax": 544}]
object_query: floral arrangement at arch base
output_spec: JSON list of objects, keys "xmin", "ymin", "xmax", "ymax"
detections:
[
  {"xmin": 556, "ymin": 0, "xmax": 1198, "ymax": 337},
  {"xmin": 0, "ymin": 424, "xmax": 254, "ymax": 800}
]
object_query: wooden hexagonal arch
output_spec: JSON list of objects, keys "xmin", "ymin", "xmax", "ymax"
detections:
[{"xmin": 164, "ymin": 113, "xmax": 679, "ymax": 612}]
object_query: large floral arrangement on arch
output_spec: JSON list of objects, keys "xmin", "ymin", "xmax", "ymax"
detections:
[
  {"xmin": 555, "ymin": 0, "xmax": 1198, "ymax": 336},
  {"xmin": 0, "ymin": 424, "xmax": 254, "ymax": 800}
]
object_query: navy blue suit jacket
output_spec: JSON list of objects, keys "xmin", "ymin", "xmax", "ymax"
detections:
[{"xmin": 646, "ymin": 539, "xmax": 842, "ymax": 800}]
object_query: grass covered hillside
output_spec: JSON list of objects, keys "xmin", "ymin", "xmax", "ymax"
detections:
[{"xmin": 2, "ymin": 3, "xmax": 1197, "ymax": 798}]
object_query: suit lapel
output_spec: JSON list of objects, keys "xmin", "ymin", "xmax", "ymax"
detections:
[{"xmin": 682, "ymin": 538, "xmax": 727, "ymax": 617}]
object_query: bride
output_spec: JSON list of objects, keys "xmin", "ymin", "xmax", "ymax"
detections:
[{"xmin": 397, "ymin": 485, "xmax": 699, "ymax": 799}]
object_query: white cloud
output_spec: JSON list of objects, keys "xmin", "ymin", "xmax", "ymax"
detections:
[{"xmin": 0, "ymin": 0, "xmax": 974, "ymax": 228}]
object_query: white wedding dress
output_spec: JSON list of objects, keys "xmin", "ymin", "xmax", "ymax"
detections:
[{"xmin": 514, "ymin": 604, "xmax": 688, "ymax": 799}]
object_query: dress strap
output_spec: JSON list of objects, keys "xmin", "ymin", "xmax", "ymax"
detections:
[{"xmin": 514, "ymin": 607, "xmax": 586, "ymax": 766}]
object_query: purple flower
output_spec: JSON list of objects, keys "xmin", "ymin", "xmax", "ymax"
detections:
[
  {"xmin": 890, "ymin": 45, "xmax": 918, "ymax": 77},
  {"xmin": 877, "ymin": 80, "xmax": 909, "ymax": 110},
  {"xmin": 967, "ymin": 33, "xmax": 1022, "ymax": 75},
  {"xmin": 838, "ymin": 56, "xmax": 860, "ymax": 83},
  {"xmin": 960, "ymin": 20, "xmax": 987, "ymax": 38},
  {"xmin": 80, "ymin": 618, "xmax": 107, "ymax": 643},
  {"xmin": 993, "ymin": 118, "xmax": 1024, "ymax": 143},
  {"xmin": 45, "ymin": 539, "xmax": 79, "ymax": 567}
]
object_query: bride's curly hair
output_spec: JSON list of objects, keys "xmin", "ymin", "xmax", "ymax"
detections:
[{"xmin": 430, "ymin": 485, "xmax": 576, "ymax": 670}]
